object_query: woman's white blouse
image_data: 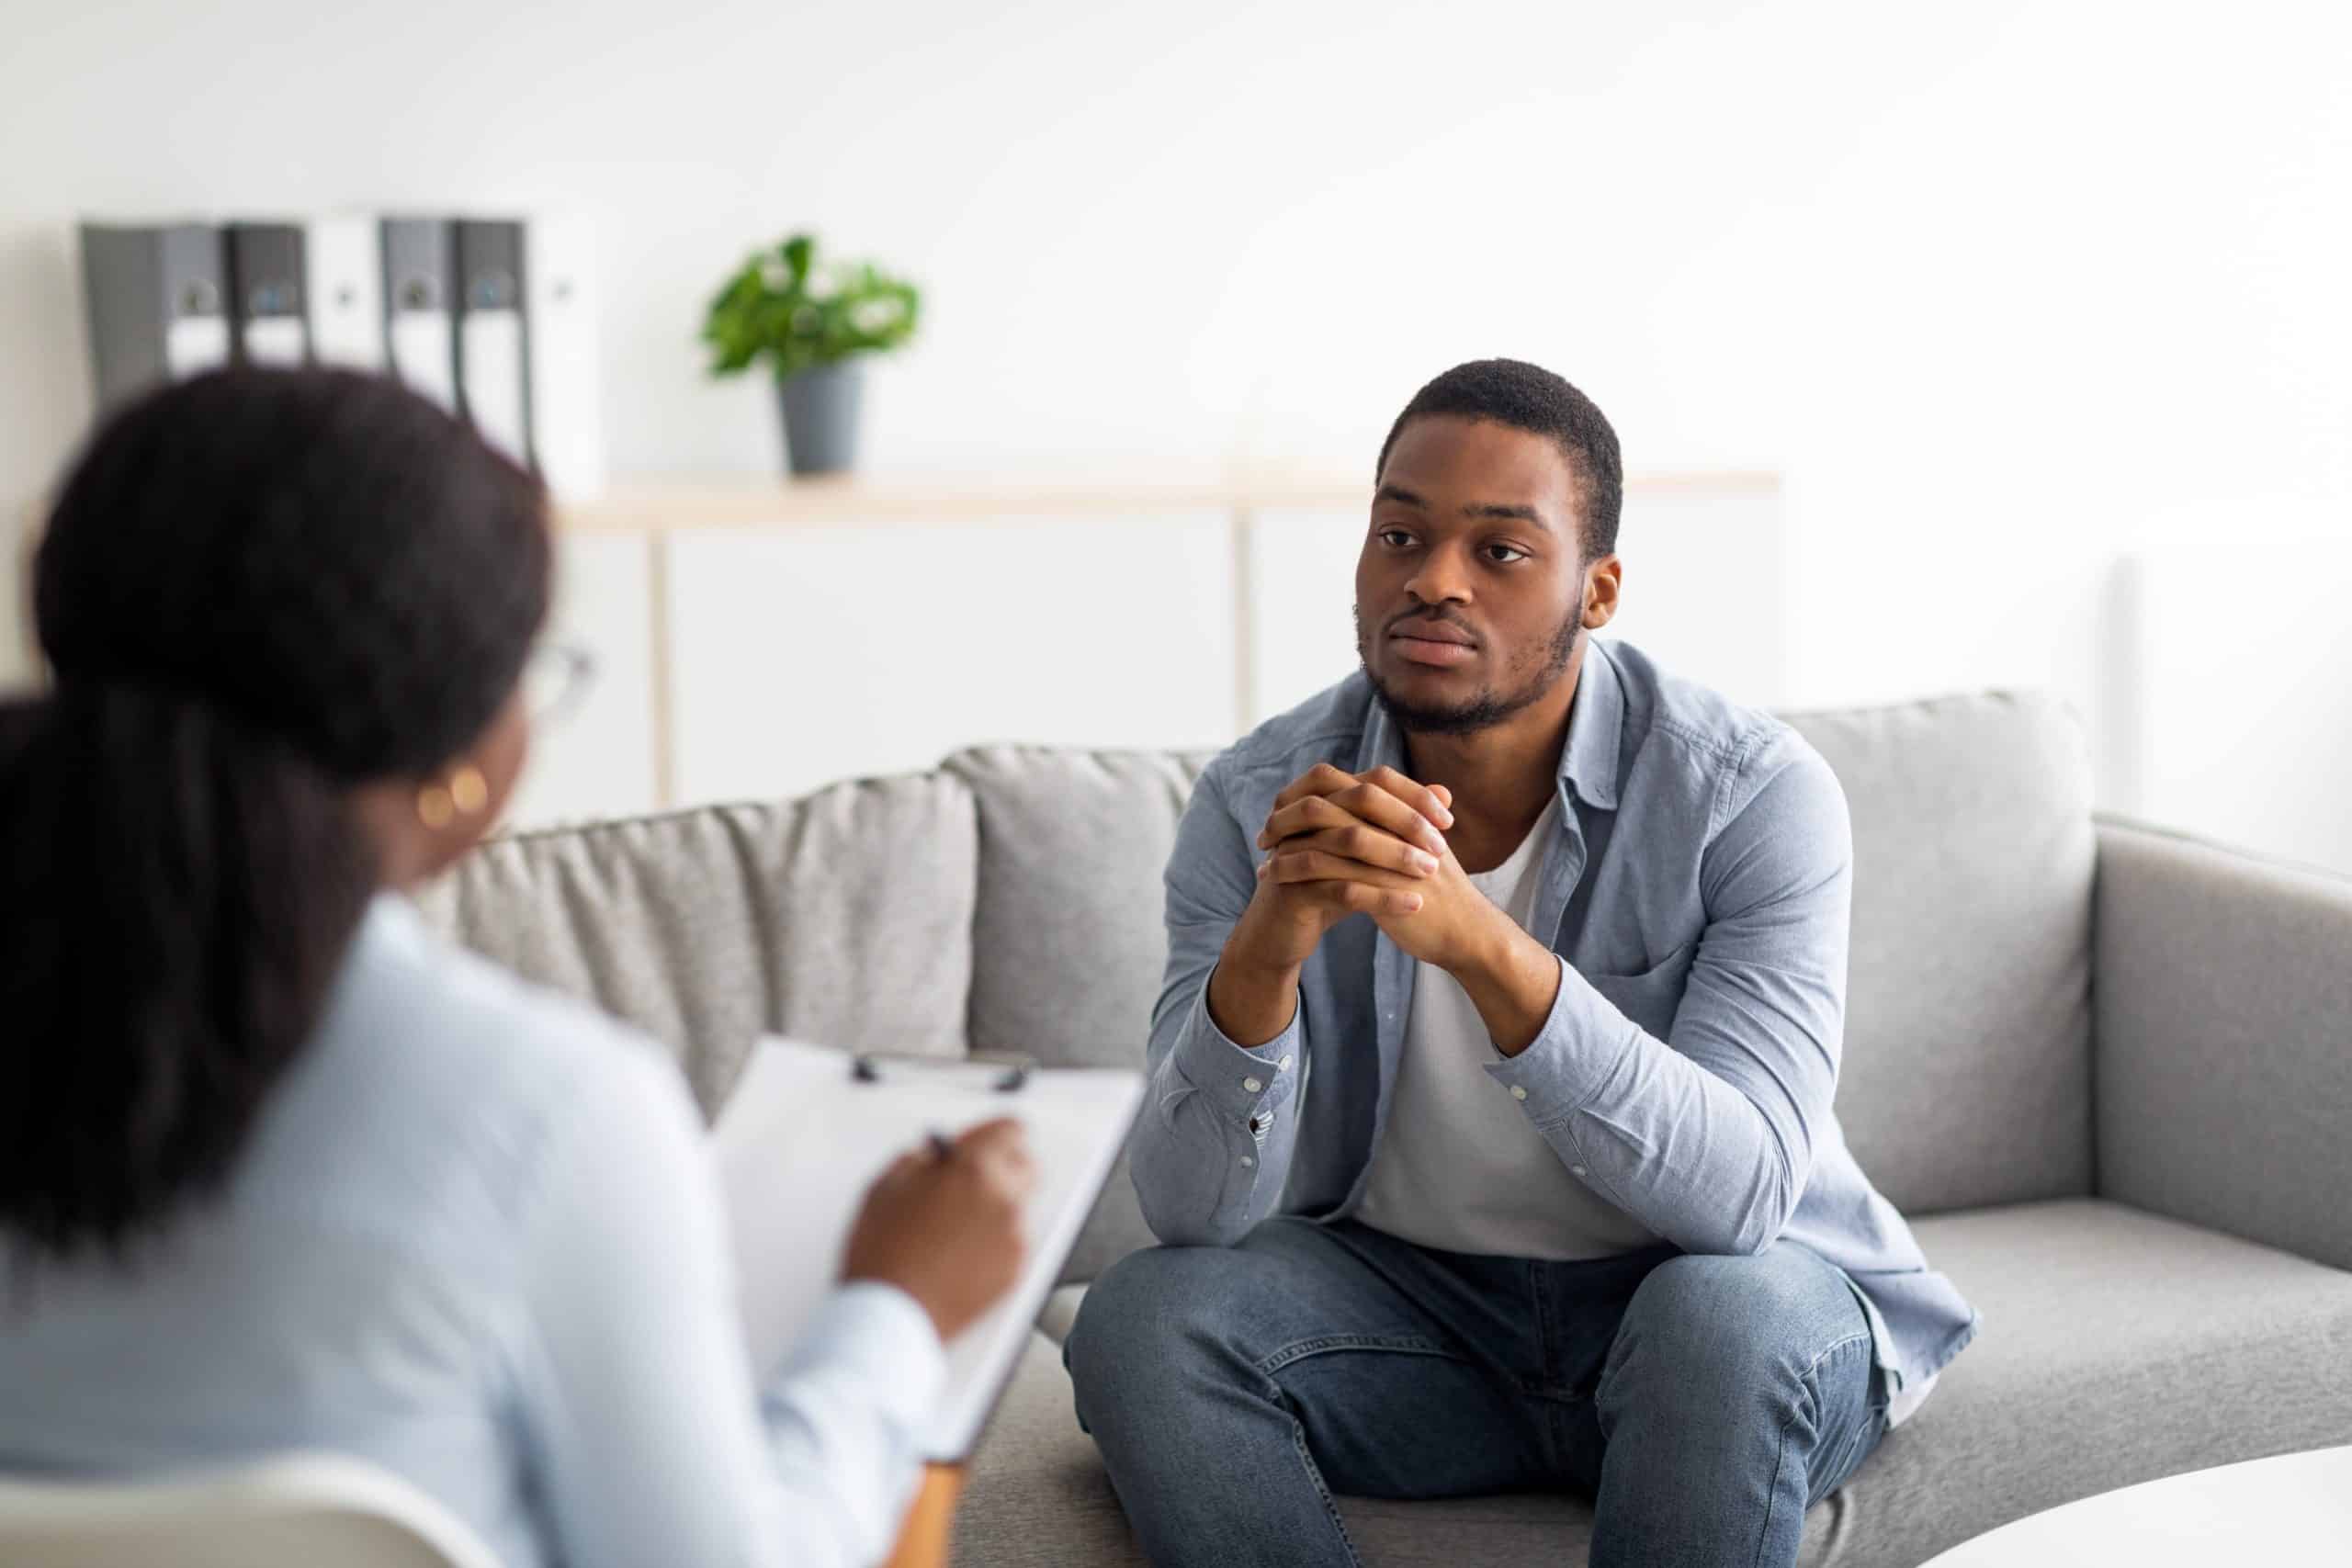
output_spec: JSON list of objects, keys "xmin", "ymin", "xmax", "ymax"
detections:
[{"xmin": 0, "ymin": 896, "xmax": 945, "ymax": 1568}]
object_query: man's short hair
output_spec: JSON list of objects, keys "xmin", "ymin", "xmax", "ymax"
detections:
[{"xmin": 1374, "ymin": 359, "xmax": 1623, "ymax": 558}]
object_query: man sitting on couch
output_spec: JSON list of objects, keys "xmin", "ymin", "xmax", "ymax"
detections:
[{"xmin": 1065, "ymin": 358, "xmax": 1978, "ymax": 1568}]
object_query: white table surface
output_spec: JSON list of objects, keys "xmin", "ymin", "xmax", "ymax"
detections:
[{"xmin": 1921, "ymin": 1445, "xmax": 2352, "ymax": 1565}]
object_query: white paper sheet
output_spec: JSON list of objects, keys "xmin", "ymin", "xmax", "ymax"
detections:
[{"xmin": 711, "ymin": 1037, "xmax": 1144, "ymax": 1461}]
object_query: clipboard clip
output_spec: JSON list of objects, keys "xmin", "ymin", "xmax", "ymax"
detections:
[{"xmin": 850, "ymin": 1051, "xmax": 1034, "ymax": 1093}]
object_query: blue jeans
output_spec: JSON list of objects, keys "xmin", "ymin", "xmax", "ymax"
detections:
[{"xmin": 1065, "ymin": 1219, "xmax": 1887, "ymax": 1568}]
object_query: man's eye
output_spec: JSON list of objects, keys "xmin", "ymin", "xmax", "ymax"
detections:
[
  {"xmin": 1377, "ymin": 529, "xmax": 1416, "ymax": 549},
  {"xmin": 1485, "ymin": 544, "xmax": 1529, "ymax": 564}
]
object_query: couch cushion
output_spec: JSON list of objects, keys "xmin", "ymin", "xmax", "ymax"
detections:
[
  {"xmin": 413, "ymin": 775, "xmax": 978, "ymax": 1118},
  {"xmin": 1826, "ymin": 1200, "xmax": 2352, "ymax": 1562},
  {"xmin": 1781, "ymin": 693, "xmax": 2096, "ymax": 1213},
  {"xmin": 944, "ymin": 746, "xmax": 1213, "ymax": 1281},
  {"xmin": 956, "ymin": 1201, "xmax": 2352, "ymax": 1567}
]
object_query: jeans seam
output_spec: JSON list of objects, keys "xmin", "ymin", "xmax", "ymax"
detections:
[
  {"xmin": 1254, "ymin": 1332, "xmax": 1457, "ymax": 1566},
  {"xmin": 1529, "ymin": 1259, "xmax": 1552, "ymax": 1367},
  {"xmin": 1795, "ymin": 1330, "xmax": 1871, "ymax": 1387},
  {"xmin": 1753, "ymin": 1331, "xmax": 1875, "ymax": 1568},
  {"xmin": 1281, "ymin": 1392, "xmax": 1366, "ymax": 1568},
  {"xmin": 1257, "ymin": 1333, "xmax": 1459, "ymax": 1377}
]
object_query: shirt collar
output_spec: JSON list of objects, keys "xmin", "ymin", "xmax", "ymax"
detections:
[
  {"xmin": 1560, "ymin": 639, "xmax": 1624, "ymax": 810},
  {"xmin": 1353, "ymin": 637, "xmax": 1624, "ymax": 811}
]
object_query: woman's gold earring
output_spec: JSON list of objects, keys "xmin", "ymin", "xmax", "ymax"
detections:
[
  {"xmin": 447, "ymin": 765, "xmax": 489, "ymax": 816},
  {"xmin": 417, "ymin": 765, "xmax": 491, "ymax": 829}
]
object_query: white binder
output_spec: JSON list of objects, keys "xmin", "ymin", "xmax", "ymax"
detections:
[
  {"xmin": 712, "ymin": 1039, "xmax": 1144, "ymax": 1462},
  {"xmin": 303, "ymin": 216, "xmax": 386, "ymax": 372},
  {"xmin": 522, "ymin": 213, "xmax": 605, "ymax": 499}
]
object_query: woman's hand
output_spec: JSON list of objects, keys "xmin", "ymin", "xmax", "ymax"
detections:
[{"xmin": 841, "ymin": 1118, "xmax": 1035, "ymax": 1342}]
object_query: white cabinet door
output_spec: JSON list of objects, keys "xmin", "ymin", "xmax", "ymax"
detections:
[
  {"xmin": 668, "ymin": 512, "xmax": 1238, "ymax": 805},
  {"xmin": 1244, "ymin": 486, "xmax": 1792, "ymax": 727},
  {"xmin": 504, "ymin": 529, "xmax": 659, "ymax": 829}
]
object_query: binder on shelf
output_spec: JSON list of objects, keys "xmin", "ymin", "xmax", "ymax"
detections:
[
  {"xmin": 522, "ymin": 213, "xmax": 605, "ymax": 499},
  {"xmin": 223, "ymin": 221, "xmax": 308, "ymax": 367},
  {"xmin": 303, "ymin": 216, "xmax": 385, "ymax": 371},
  {"xmin": 79, "ymin": 221, "xmax": 232, "ymax": 410},
  {"xmin": 75, "ymin": 211, "xmax": 603, "ymax": 497},
  {"xmin": 379, "ymin": 218, "xmax": 458, "ymax": 412},
  {"xmin": 454, "ymin": 218, "xmax": 532, "ymax": 468}
]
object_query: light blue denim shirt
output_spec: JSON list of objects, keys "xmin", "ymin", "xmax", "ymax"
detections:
[
  {"xmin": 0, "ymin": 897, "xmax": 943, "ymax": 1568},
  {"xmin": 1132, "ymin": 639, "xmax": 1979, "ymax": 1401}
]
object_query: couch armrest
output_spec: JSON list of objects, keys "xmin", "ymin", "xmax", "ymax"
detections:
[{"xmin": 2096, "ymin": 818, "xmax": 2352, "ymax": 1271}]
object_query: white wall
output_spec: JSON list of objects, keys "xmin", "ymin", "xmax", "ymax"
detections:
[
  {"xmin": 5, "ymin": 0, "xmax": 2348, "ymax": 856},
  {"xmin": 2121, "ymin": 526, "xmax": 2352, "ymax": 876}
]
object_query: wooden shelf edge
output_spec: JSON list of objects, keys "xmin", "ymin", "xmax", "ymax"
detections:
[{"xmin": 557, "ymin": 470, "xmax": 1783, "ymax": 534}]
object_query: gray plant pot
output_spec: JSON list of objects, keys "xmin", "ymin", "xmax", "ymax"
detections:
[{"xmin": 775, "ymin": 361, "xmax": 865, "ymax": 477}]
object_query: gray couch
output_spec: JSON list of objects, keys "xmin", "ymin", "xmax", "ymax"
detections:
[{"xmin": 415, "ymin": 690, "xmax": 2352, "ymax": 1567}]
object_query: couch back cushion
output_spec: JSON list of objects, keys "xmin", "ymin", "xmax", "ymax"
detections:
[
  {"xmin": 1781, "ymin": 693, "xmax": 2096, "ymax": 1213},
  {"xmin": 945, "ymin": 746, "xmax": 1212, "ymax": 1281},
  {"xmin": 951, "ymin": 692, "xmax": 2096, "ymax": 1280},
  {"xmin": 414, "ymin": 776, "xmax": 978, "ymax": 1118}
]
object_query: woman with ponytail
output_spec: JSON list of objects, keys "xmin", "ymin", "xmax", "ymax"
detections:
[{"xmin": 0, "ymin": 369, "xmax": 1031, "ymax": 1567}]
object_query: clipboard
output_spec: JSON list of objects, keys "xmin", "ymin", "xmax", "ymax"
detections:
[{"xmin": 710, "ymin": 1036, "xmax": 1145, "ymax": 1463}]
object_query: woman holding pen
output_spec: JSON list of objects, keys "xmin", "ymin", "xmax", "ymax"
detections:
[{"xmin": 0, "ymin": 367, "xmax": 1029, "ymax": 1567}]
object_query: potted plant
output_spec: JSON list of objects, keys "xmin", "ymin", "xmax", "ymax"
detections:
[{"xmin": 702, "ymin": 232, "xmax": 921, "ymax": 477}]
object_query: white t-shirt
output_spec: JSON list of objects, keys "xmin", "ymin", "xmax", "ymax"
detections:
[{"xmin": 1356, "ymin": 798, "xmax": 1661, "ymax": 1261}]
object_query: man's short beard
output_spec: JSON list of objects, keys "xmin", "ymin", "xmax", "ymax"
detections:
[{"xmin": 1356, "ymin": 605, "xmax": 1582, "ymax": 738}]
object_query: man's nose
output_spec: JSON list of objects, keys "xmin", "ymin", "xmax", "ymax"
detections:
[{"xmin": 1403, "ymin": 543, "xmax": 1472, "ymax": 606}]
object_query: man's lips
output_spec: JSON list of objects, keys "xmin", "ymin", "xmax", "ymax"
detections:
[{"xmin": 1387, "ymin": 617, "xmax": 1478, "ymax": 668}]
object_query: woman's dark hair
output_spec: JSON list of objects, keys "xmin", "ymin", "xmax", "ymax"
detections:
[{"xmin": 0, "ymin": 367, "xmax": 551, "ymax": 1260}]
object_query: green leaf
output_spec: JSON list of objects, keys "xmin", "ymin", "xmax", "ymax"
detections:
[{"xmin": 698, "ymin": 231, "xmax": 922, "ymax": 379}]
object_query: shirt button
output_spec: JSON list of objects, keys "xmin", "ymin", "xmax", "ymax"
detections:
[
  {"xmin": 1570, "ymin": 1165, "xmax": 1588, "ymax": 1177},
  {"xmin": 1243, "ymin": 1077, "xmax": 1263, "ymax": 1093},
  {"xmin": 1509, "ymin": 1086, "xmax": 1528, "ymax": 1101},
  {"xmin": 1278, "ymin": 1055, "xmax": 1294, "ymax": 1071},
  {"xmin": 1240, "ymin": 1155, "xmax": 1256, "ymax": 1168}
]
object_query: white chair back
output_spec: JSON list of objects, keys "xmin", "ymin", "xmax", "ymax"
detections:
[{"xmin": 0, "ymin": 1452, "xmax": 505, "ymax": 1568}]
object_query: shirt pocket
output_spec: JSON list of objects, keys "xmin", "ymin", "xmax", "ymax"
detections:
[{"xmin": 1584, "ymin": 940, "xmax": 1699, "ymax": 1040}]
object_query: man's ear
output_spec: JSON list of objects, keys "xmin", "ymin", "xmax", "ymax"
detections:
[{"xmin": 1581, "ymin": 554, "xmax": 1623, "ymax": 631}]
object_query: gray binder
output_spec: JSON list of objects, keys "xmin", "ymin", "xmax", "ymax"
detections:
[
  {"xmin": 380, "ymin": 218, "xmax": 458, "ymax": 412},
  {"xmin": 223, "ymin": 221, "xmax": 309, "ymax": 367},
  {"xmin": 454, "ymin": 218, "xmax": 532, "ymax": 466},
  {"xmin": 79, "ymin": 222, "xmax": 232, "ymax": 410}
]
